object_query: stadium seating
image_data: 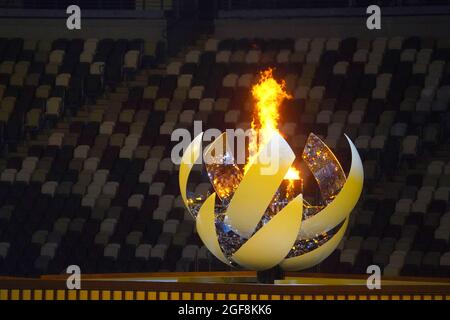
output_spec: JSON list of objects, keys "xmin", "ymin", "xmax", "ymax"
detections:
[{"xmin": 0, "ymin": 34, "xmax": 449, "ymax": 278}]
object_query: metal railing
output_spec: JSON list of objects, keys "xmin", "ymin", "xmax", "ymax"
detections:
[
  {"xmin": 0, "ymin": 0, "xmax": 174, "ymax": 10},
  {"xmin": 217, "ymin": 0, "xmax": 450, "ymax": 10},
  {"xmin": 1, "ymin": 0, "xmax": 450, "ymax": 12}
]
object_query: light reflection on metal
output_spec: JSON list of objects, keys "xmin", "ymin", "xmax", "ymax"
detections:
[
  {"xmin": 302, "ymin": 133, "xmax": 346, "ymax": 203},
  {"xmin": 203, "ymin": 133, "xmax": 243, "ymax": 204}
]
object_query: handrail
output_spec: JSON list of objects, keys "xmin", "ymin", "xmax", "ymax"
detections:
[
  {"xmin": 218, "ymin": 5, "xmax": 450, "ymax": 19},
  {"xmin": 0, "ymin": 277, "xmax": 449, "ymax": 296},
  {"xmin": 0, "ymin": 8, "xmax": 165, "ymax": 19}
]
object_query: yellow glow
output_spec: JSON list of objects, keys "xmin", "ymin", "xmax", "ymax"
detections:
[
  {"xmin": 285, "ymin": 167, "xmax": 300, "ymax": 198},
  {"xmin": 285, "ymin": 167, "xmax": 300, "ymax": 180},
  {"xmin": 245, "ymin": 68, "xmax": 298, "ymax": 179}
]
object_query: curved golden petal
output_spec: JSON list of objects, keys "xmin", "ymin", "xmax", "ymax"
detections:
[
  {"xmin": 231, "ymin": 194, "xmax": 303, "ymax": 271},
  {"xmin": 280, "ymin": 218, "xmax": 348, "ymax": 271},
  {"xmin": 299, "ymin": 134, "xmax": 363, "ymax": 238},
  {"xmin": 179, "ymin": 132, "xmax": 204, "ymax": 215},
  {"xmin": 196, "ymin": 193, "xmax": 229, "ymax": 264},
  {"xmin": 225, "ymin": 132, "xmax": 295, "ymax": 238}
]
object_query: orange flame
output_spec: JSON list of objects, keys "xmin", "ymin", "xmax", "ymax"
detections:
[
  {"xmin": 284, "ymin": 167, "xmax": 300, "ymax": 180},
  {"xmin": 245, "ymin": 68, "xmax": 300, "ymax": 182},
  {"xmin": 285, "ymin": 167, "xmax": 301, "ymax": 199}
]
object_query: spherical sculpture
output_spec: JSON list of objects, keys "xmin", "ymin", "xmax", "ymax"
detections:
[{"xmin": 179, "ymin": 130, "xmax": 364, "ymax": 271}]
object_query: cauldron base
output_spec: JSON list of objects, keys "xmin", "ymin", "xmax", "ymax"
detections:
[{"xmin": 257, "ymin": 266, "xmax": 285, "ymax": 284}]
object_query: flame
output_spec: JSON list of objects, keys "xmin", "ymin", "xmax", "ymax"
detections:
[
  {"xmin": 285, "ymin": 166, "xmax": 300, "ymax": 199},
  {"xmin": 251, "ymin": 68, "xmax": 286, "ymax": 135},
  {"xmin": 245, "ymin": 68, "xmax": 299, "ymax": 183},
  {"xmin": 284, "ymin": 167, "xmax": 300, "ymax": 180}
]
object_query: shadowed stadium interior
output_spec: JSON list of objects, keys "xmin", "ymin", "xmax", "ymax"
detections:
[{"xmin": 0, "ymin": 0, "xmax": 449, "ymax": 301}]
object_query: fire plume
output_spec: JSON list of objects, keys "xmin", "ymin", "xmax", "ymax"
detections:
[{"xmin": 245, "ymin": 68, "xmax": 299, "ymax": 183}]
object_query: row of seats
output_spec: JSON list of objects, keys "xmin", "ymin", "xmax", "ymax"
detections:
[
  {"xmin": 0, "ymin": 36, "xmax": 448, "ymax": 277},
  {"xmin": 0, "ymin": 37, "xmax": 165, "ymax": 152}
]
